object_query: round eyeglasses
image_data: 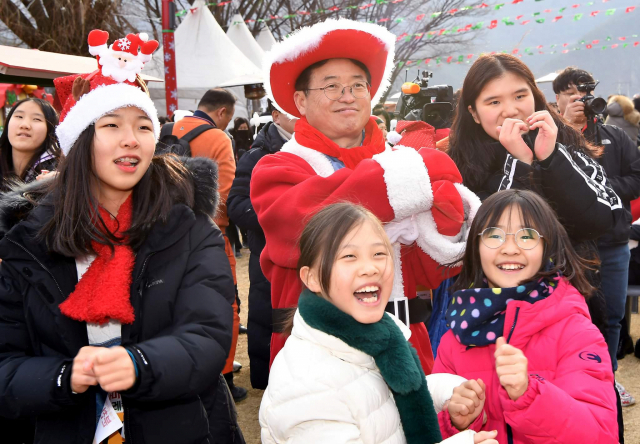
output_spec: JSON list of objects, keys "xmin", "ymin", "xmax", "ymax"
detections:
[
  {"xmin": 306, "ymin": 81, "xmax": 371, "ymax": 101},
  {"xmin": 479, "ymin": 227, "xmax": 543, "ymax": 250}
]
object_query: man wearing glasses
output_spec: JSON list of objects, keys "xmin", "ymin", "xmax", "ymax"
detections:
[{"xmin": 251, "ymin": 19, "xmax": 480, "ymax": 373}]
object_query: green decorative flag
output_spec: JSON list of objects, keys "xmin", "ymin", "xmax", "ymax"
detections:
[
  {"xmin": 533, "ymin": 12, "xmax": 540, "ymax": 16},
  {"xmin": 550, "ymin": 44, "xmax": 556, "ymax": 48},
  {"xmin": 574, "ymin": 13, "xmax": 583, "ymax": 20},
  {"xmin": 395, "ymin": 18, "xmax": 404, "ymax": 23},
  {"xmin": 462, "ymin": 6, "xmax": 472, "ymax": 10},
  {"xmin": 436, "ymin": 57, "xmax": 442, "ymax": 64},
  {"xmin": 623, "ymin": 43, "xmax": 629, "ymax": 48},
  {"xmin": 560, "ymin": 7, "xmax": 566, "ymax": 13},
  {"xmin": 580, "ymin": 40, "xmax": 586, "ymax": 44},
  {"xmin": 432, "ymin": 12, "xmax": 442, "ymax": 18},
  {"xmin": 602, "ymin": 46, "xmax": 607, "ymax": 50},
  {"xmin": 536, "ymin": 18, "xmax": 545, "ymax": 23},
  {"xmin": 458, "ymin": 55, "xmax": 464, "ymax": 62},
  {"xmin": 398, "ymin": 62, "xmax": 405, "ymax": 68},
  {"xmin": 472, "ymin": 22, "xmax": 484, "ymax": 29},
  {"xmin": 607, "ymin": 36, "xmax": 612, "ymax": 41},
  {"xmin": 605, "ymin": 9, "xmax": 615, "ymax": 15},
  {"xmin": 495, "ymin": 3, "xmax": 505, "ymax": 10},
  {"xmin": 587, "ymin": 2, "xmax": 594, "ymax": 5}
]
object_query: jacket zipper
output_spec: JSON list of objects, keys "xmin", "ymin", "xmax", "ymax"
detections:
[
  {"xmin": 505, "ymin": 306, "xmax": 520, "ymax": 444},
  {"xmin": 506, "ymin": 307, "xmax": 520, "ymax": 344},
  {"xmin": 6, "ymin": 237, "xmax": 65, "ymax": 299},
  {"xmin": 124, "ymin": 405, "xmax": 133, "ymax": 444},
  {"xmin": 134, "ymin": 252, "xmax": 156, "ymax": 284}
]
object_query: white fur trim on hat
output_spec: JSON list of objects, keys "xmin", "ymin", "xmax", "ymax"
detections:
[
  {"xmin": 372, "ymin": 146, "xmax": 433, "ymax": 221},
  {"xmin": 263, "ymin": 18, "xmax": 396, "ymax": 115},
  {"xmin": 56, "ymin": 83, "xmax": 160, "ymax": 155},
  {"xmin": 387, "ymin": 130, "xmax": 402, "ymax": 145},
  {"xmin": 89, "ymin": 43, "xmax": 108, "ymax": 57}
]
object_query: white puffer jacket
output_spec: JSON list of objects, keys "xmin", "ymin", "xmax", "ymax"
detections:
[{"xmin": 259, "ymin": 310, "xmax": 478, "ymax": 444}]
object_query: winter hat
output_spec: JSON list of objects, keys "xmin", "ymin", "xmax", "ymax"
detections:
[
  {"xmin": 264, "ymin": 18, "xmax": 396, "ymax": 118},
  {"xmin": 54, "ymin": 29, "xmax": 160, "ymax": 155},
  {"xmin": 387, "ymin": 120, "xmax": 450, "ymax": 147}
]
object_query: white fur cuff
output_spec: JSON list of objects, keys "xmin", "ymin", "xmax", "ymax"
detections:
[
  {"xmin": 373, "ymin": 147, "xmax": 433, "ymax": 221},
  {"xmin": 56, "ymin": 83, "xmax": 160, "ymax": 155}
]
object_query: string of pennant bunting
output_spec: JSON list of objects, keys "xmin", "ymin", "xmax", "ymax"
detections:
[
  {"xmin": 179, "ymin": 0, "xmax": 635, "ymax": 23},
  {"xmin": 398, "ymin": 33, "xmax": 640, "ymax": 68}
]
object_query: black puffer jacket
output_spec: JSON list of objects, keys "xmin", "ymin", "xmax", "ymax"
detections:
[
  {"xmin": 227, "ymin": 122, "xmax": 286, "ymax": 390},
  {"xmin": 591, "ymin": 123, "xmax": 640, "ymax": 246},
  {"xmin": 0, "ymin": 158, "xmax": 241, "ymax": 444}
]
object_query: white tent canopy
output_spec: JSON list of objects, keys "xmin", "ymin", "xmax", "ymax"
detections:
[
  {"xmin": 535, "ymin": 72, "xmax": 558, "ymax": 83},
  {"xmin": 256, "ymin": 26, "xmax": 277, "ymax": 52},
  {"xmin": 226, "ymin": 14, "xmax": 265, "ymax": 69},
  {"xmin": 141, "ymin": 0, "xmax": 262, "ymax": 117}
]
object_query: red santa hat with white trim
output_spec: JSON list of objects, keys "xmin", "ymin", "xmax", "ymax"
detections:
[
  {"xmin": 54, "ymin": 29, "xmax": 160, "ymax": 155},
  {"xmin": 263, "ymin": 18, "xmax": 396, "ymax": 118}
]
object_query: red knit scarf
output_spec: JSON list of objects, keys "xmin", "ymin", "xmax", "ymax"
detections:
[
  {"xmin": 294, "ymin": 116, "xmax": 386, "ymax": 169},
  {"xmin": 59, "ymin": 195, "xmax": 136, "ymax": 325}
]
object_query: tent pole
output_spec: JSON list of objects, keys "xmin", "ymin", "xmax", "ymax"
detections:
[{"xmin": 162, "ymin": 0, "xmax": 178, "ymax": 117}]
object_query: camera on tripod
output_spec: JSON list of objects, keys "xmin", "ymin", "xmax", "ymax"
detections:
[
  {"xmin": 576, "ymin": 80, "xmax": 607, "ymax": 118},
  {"xmin": 396, "ymin": 70, "xmax": 454, "ymax": 129}
]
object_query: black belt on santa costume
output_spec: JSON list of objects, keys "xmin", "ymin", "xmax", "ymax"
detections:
[{"xmin": 271, "ymin": 297, "xmax": 429, "ymax": 333}]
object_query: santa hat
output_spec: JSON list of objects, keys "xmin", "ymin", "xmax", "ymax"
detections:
[
  {"xmin": 111, "ymin": 33, "xmax": 146, "ymax": 56},
  {"xmin": 55, "ymin": 30, "xmax": 160, "ymax": 155},
  {"xmin": 387, "ymin": 120, "xmax": 450, "ymax": 147},
  {"xmin": 264, "ymin": 18, "xmax": 395, "ymax": 118}
]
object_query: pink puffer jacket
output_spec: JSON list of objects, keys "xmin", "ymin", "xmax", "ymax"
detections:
[{"xmin": 433, "ymin": 279, "xmax": 618, "ymax": 444}]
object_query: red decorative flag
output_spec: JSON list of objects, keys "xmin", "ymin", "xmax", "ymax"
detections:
[
  {"xmin": 521, "ymin": 20, "xmax": 530, "ymax": 25},
  {"xmin": 512, "ymin": 48, "xmax": 519, "ymax": 54},
  {"xmin": 467, "ymin": 54, "xmax": 474, "ymax": 58},
  {"xmin": 635, "ymin": 42, "xmax": 640, "ymax": 46},
  {"xmin": 626, "ymin": 7, "xmax": 636, "ymax": 13},
  {"xmin": 536, "ymin": 45, "xmax": 543, "ymax": 49},
  {"xmin": 479, "ymin": 3, "xmax": 489, "ymax": 8},
  {"xmin": 512, "ymin": 0, "xmax": 523, "ymax": 3},
  {"xmin": 328, "ymin": 6, "xmax": 340, "ymax": 11},
  {"xmin": 592, "ymin": 39, "xmax": 600, "ymax": 44},
  {"xmin": 449, "ymin": 8, "xmax": 458, "ymax": 14},
  {"xmin": 488, "ymin": 19, "xmax": 498, "ymax": 29},
  {"xmin": 516, "ymin": 15, "xmax": 523, "ymax": 20},
  {"xmin": 416, "ymin": 14, "xmax": 425, "ymax": 20},
  {"xmin": 586, "ymin": 44, "xmax": 593, "ymax": 49},
  {"xmin": 619, "ymin": 37, "xmax": 626, "ymax": 41},
  {"xmin": 446, "ymin": 56, "xmax": 453, "ymax": 63},
  {"xmin": 563, "ymin": 43, "xmax": 569, "ymax": 47},
  {"xmin": 612, "ymin": 44, "xmax": 619, "ymax": 48},
  {"xmin": 379, "ymin": 18, "xmax": 389, "ymax": 22},
  {"xmin": 544, "ymin": 9, "xmax": 551, "ymax": 13},
  {"xmin": 591, "ymin": 10, "xmax": 600, "ymax": 16},
  {"xmin": 572, "ymin": 4, "xmax": 580, "ymax": 8},
  {"xmin": 562, "ymin": 49, "xmax": 569, "ymax": 53},
  {"xmin": 553, "ymin": 16, "xmax": 563, "ymax": 22}
]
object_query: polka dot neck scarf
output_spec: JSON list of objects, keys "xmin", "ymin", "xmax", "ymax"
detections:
[{"xmin": 446, "ymin": 272, "xmax": 560, "ymax": 347}]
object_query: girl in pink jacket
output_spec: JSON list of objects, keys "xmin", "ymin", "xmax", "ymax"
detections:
[{"xmin": 434, "ymin": 189, "xmax": 618, "ymax": 444}]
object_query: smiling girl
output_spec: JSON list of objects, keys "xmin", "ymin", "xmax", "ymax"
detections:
[
  {"xmin": 0, "ymin": 39, "xmax": 237, "ymax": 442},
  {"xmin": 433, "ymin": 189, "xmax": 618, "ymax": 444},
  {"xmin": 447, "ymin": 54, "xmax": 623, "ymax": 244},
  {"xmin": 260, "ymin": 202, "xmax": 499, "ymax": 444},
  {"xmin": 0, "ymin": 98, "xmax": 61, "ymax": 189}
]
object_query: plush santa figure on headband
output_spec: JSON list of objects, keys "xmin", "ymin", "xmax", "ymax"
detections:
[
  {"xmin": 251, "ymin": 18, "xmax": 480, "ymax": 374},
  {"xmin": 87, "ymin": 29, "xmax": 159, "ymax": 83}
]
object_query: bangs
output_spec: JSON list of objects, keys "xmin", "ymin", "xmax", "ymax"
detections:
[{"xmin": 478, "ymin": 193, "xmax": 545, "ymax": 237}]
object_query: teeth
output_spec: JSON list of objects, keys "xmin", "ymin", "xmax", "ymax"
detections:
[
  {"xmin": 360, "ymin": 294, "xmax": 378, "ymax": 303},
  {"xmin": 498, "ymin": 264, "xmax": 524, "ymax": 270},
  {"xmin": 115, "ymin": 157, "xmax": 139, "ymax": 164},
  {"xmin": 355, "ymin": 286, "xmax": 380, "ymax": 293}
]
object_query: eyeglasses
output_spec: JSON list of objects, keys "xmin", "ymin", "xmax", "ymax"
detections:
[
  {"xmin": 479, "ymin": 227, "xmax": 543, "ymax": 250},
  {"xmin": 306, "ymin": 82, "xmax": 371, "ymax": 101}
]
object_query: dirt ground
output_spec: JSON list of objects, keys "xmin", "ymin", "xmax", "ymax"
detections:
[{"xmin": 232, "ymin": 249, "xmax": 640, "ymax": 443}]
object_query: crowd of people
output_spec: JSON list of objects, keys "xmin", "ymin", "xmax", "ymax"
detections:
[{"xmin": 0, "ymin": 18, "xmax": 639, "ymax": 444}]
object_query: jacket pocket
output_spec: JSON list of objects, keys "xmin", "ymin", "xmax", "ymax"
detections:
[{"xmin": 127, "ymin": 397, "xmax": 209, "ymax": 444}]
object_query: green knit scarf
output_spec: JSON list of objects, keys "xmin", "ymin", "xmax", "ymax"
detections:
[{"xmin": 298, "ymin": 290, "xmax": 442, "ymax": 444}]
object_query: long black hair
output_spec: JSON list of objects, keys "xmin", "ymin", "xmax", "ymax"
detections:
[
  {"xmin": 451, "ymin": 189, "xmax": 597, "ymax": 297},
  {"xmin": 447, "ymin": 54, "xmax": 600, "ymax": 193},
  {"xmin": 40, "ymin": 124, "xmax": 194, "ymax": 256},
  {"xmin": 0, "ymin": 98, "xmax": 61, "ymax": 185}
]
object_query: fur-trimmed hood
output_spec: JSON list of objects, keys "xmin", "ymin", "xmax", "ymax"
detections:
[
  {"xmin": 607, "ymin": 95, "xmax": 640, "ymax": 126},
  {"xmin": 0, "ymin": 156, "xmax": 219, "ymax": 238}
]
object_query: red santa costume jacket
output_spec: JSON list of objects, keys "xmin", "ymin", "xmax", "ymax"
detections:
[{"xmin": 251, "ymin": 122, "xmax": 480, "ymax": 373}]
